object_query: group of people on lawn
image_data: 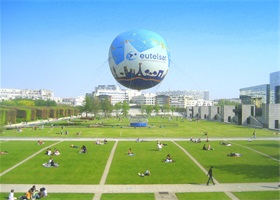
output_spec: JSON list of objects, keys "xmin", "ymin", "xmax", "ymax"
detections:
[
  {"xmin": 45, "ymin": 148, "xmax": 60, "ymax": 156},
  {"xmin": 9, "ymin": 185, "xmax": 47, "ymax": 200}
]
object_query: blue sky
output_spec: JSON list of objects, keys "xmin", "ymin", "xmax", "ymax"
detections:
[{"xmin": 1, "ymin": 0, "xmax": 279, "ymax": 99}]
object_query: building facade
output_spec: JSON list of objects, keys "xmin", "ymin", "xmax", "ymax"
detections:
[
  {"xmin": 240, "ymin": 84, "xmax": 270, "ymax": 105},
  {"xmin": 92, "ymin": 85, "xmax": 141, "ymax": 105},
  {"xmin": 270, "ymin": 71, "xmax": 280, "ymax": 104},
  {"xmin": 156, "ymin": 90, "xmax": 209, "ymax": 100},
  {"xmin": 0, "ymin": 88, "xmax": 54, "ymax": 101}
]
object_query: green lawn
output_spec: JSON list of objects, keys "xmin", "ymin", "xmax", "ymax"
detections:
[
  {"xmin": 106, "ymin": 141, "xmax": 206, "ymax": 184},
  {"xmin": 0, "ymin": 192, "xmax": 94, "ymax": 200},
  {"xmin": 231, "ymin": 140, "xmax": 280, "ymax": 160},
  {"xmin": 101, "ymin": 193, "xmax": 155, "ymax": 200},
  {"xmin": 232, "ymin": 191, "xmax": 280, "ymax": 200},
  {"xmin": 176, "ymin": 140, "xmax": 279, "ymax": 183},
  {"xmin": 176, "ymin": 192, "xmax": 231, "ymax": 200},
  {"xmin": 1, "ymin": 117, "xmax": 277, "ymax": 138},
  {"xmin": 1, "ymin": 191, "xmax": 279, "ymax": 200},
  {"xmin": 0, "ymin": 140, "xmax": 279, "ymax": 184},
  {"xmin": 0, "ymin": 117, "xmax": 279, "ymax": 199},
  {"xmin": 0, "ymin": 140, "xmax": 57, "ymax": 173},
  {"xmin": 0, "ymin": 141, "xmax": 114, "ymax": 184}
]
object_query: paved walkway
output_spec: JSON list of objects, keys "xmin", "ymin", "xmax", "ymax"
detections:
[{"xmin": 0, "ymin": 138, "xmax": 279, "ymax": 200}]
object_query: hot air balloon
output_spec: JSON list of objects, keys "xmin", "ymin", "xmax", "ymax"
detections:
[{"xmin": 108, "ymin": 29, "xmax": 170, "ymax": 90}]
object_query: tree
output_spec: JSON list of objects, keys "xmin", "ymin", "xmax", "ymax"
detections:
[
  {"xmin": 0, "ymin": 100, "xmax": 17, "ymax": 106},
  {"xmin": 170, "ymin": 106, "xmax": 176, "ymax": 116},
  {"xmin": 162, "ymin": 104, "xmax": 170, "ymax": 116},
  {"xmin": 92, "ymin": 97, "xmax": 101, "ymax": 117},
  {"xmin": 34, "ymin": 99, "xmax": 56, "ymax": 106},
  {"xmin": 82, "ymin": 95, "xmax": 93, "ymax": 118},
  {"xmin": 122, "ymin": 101, "xmax": 130, "ymax": 117},
  {"xmin": 114, "ymin": 102, "xmax": 123, "ymax": 117},
  {"xmin": 153, "ymin": 104, "xmax": 160, "ymax": 116},
  {"xmin": 17, "ymin": 100, "xmax": 35, "ymax": 106},
  {"xmin": 140, "ymin": 105, "xmax": 147, "ymax": 115},
  {"xmin": 217, "ymin": 99, "xmax": 240, "ymax": 106},
  {"xmin": 145, "ymin": 105, "xmax": 153, "ymax": 116},
  {"xmin": 101, "ymin": 98, "xmax": 113, "ymax": 117}
]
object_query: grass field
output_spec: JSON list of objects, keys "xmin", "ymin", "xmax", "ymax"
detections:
[
  {"xmin": 1, "ymin": 117, "xmax": 277, "ymax": 139},
  {"xmin": 1, "ymin": 117, "xmax": 279, "ymax": 199}
]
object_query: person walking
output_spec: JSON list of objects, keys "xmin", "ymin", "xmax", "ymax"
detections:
[
  {"xmin": 206, "ymin": 166, "xmax": 215, "ymax": 185},
  {"xmin": 253, "ymin": 131, "xmax": 256, "ymax": 139}
]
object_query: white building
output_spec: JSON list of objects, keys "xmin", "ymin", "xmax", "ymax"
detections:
[
  {"xmin": 169, "ymin": 95, "xmax": 214, "ymax": 108},
  {"xmin": 93, "ymin": 85, "xmax": 141, "ymax": 105},
  {"xmin": 131, "ymin": 93, "xmax": 156, "ymax": 105},
  {"xmin": 0, "ymin": 88, "xmax": 54, "ymax": 101}
]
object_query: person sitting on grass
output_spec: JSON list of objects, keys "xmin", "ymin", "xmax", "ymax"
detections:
[
  {"xmin": 30, "ymin": 185, "xmax": 40, "ymax": 199},
  {"xmin": 202, "ymin": 144, "xmax": 207, "ymax": 150},
  {"xmin": 8, "ymin": 189, "xmax": 17, "ymax": 200},
  {"xmin": 39, "ymin": 187, "xmax": 48, "ymax": 198},
  {"xmin": 162, "ymin": 154, "xmax": 175, "ymax": 163},
  {"xmin": 138, "ymin": 170, "xmax": 151, "ymax": 177},
  {"xmin": 53, "ymin": 148, "xmax": 60, "ymax": 156},
  {"xmin": 20, "ymin": 190, "xmax": 32, "ymax": 200},
  {"xmin": 70, "ymin": 144, "xmax": 79, "ymax": 148},
  {"xmin": 49, "ymin": 157, "xmax": 56, "ymax": 166},
  {"xmin": 128, "ymin": 148, "xmax": 134, "ymax": 156},
  {"xmin": 80, "ymin": 145, "xmax": 87, "ymax": 153},
  {"xmin": 37, "ymin": 140, "xmax": 44, "ymax": 145},
  {"xmin": 42, "ymin": 157, "xmax": 59, "ymax": 168},
  {"xmin": 227, "ymin": 152, "xmax": 242, "ymax": 157},
  {"xmin": 207, "ymin": 144, "xmax": 214, "ymax": 150},
  {"xmin": 45, "ymin": 148, "xmax": 52, "ymax": 156}
]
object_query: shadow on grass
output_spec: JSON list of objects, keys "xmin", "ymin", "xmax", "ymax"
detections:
[
  {"xmin": 148, "ymin": 149, "xmax": 160, "ymax": 151},
  {"xmin": 218, "ymin": 164, "xmax": 278, "ymax": 180},
  {"xmin": 249, "ymin": 143, "xmax": 280, "ymax": 148}
]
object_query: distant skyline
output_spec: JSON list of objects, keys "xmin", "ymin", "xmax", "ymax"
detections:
[{"xmin": 1, "ymin": 0, "xmax": 279, "ymax": 100}]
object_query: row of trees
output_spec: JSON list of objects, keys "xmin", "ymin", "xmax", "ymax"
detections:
[
  {"xmin": 80, "ymin": 95, "xmax": 186, "ymax": 118},
  {"xmin": 80, "ymin": 96, "xmax": 130, "ymax": 118},
  {"xmin": 0, "ymin": 99, "xmax": 57, "ymax": 107},
  {"xmin": 140, "ymin": 104, "xmax": 182, "ymax": 116}
]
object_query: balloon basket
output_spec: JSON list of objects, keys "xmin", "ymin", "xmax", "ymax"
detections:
[{"xmin": 129, "ymin": 116, "xmax": 148, "ymax": 127}]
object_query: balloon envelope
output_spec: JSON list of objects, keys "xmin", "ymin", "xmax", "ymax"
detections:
[{"xmin": 108, "ymin": 29, "xmax": 170, "ymax": 90}]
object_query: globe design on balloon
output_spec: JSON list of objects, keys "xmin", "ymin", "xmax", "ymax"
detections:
[{"xmin": 108, "ymin": 29, "xmax": 170, "ymax": 90}]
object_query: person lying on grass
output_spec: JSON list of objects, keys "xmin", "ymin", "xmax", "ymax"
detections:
[
  {"xmin": 138, "ymin": 170, "xmax": 151, "ymax": 177},
  {"xmin": 0, "ymin": 151, "xmax": 8, "ymax": 155},
  {"xmin": 70, "ymin": 144, "xmax": 79, "ymax": 148},
  {"xmin": 220, "ymin": 141, "xmax": 232, "ymax": 146},
  {"xmin": 227, "ymin": 152, "xmax": 242, "ymax": 157}
]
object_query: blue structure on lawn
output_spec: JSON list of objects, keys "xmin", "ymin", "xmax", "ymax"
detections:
[{"xmin": 130, "ymin": 116, "xmax": 148, "ymax": 127}]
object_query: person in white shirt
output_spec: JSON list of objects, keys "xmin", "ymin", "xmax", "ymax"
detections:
[{"xmin": 9, "ymin": 189, "xmax": 17, "ymax": 200}]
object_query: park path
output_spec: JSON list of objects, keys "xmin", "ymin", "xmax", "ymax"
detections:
[
  {"xmin": 0, "ymin": 138, "xmax": 279, "ymax": 200},
  {"xmin": 93, "ymin": 140, "xmax": 118, "ymax": 200}
]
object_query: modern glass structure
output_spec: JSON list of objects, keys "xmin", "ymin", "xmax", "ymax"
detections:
[
  {"xmin": 270, "ymin": 71, "xmax": 280, "ymax": 104},
  {"xmin": 239, "ymin": 84, "xmax": 270, "ymax": 104}
]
